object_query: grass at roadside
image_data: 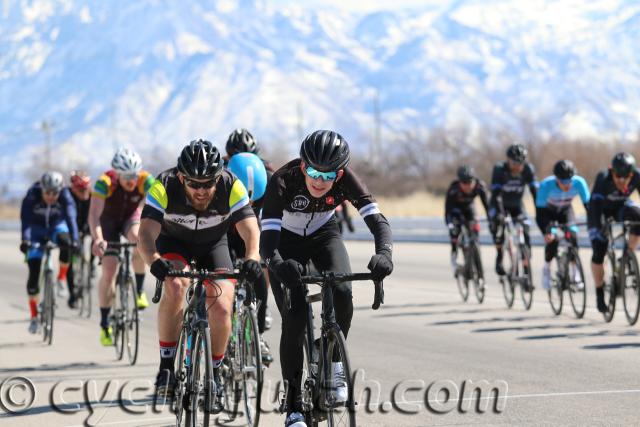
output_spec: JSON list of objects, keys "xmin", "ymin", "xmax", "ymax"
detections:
[{"xmin": 0, "ymin": 204, "xmax": 19, "ymax": 220}]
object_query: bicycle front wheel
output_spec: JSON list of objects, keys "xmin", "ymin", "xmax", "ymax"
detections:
[
  {"xmin": 125, "ymin": 277, "xmax": 140, "ymax": 365},
  {"xmin": 547, "ymin": 256, "xmax": 564, "ymax": 316},
  {"xmin": 622, "ymin": 249, "xmax": 640, "ymax": 325},
  {"xmin": 519, "ymin": 245, "xmax": 534, "ymax": 310},
  {"xmin": 502, "ymin": 237, "xmax": 516, "ymax": 308},
  {"xmin": 113, "ymin": 274, "xmax": 125, "ymax": 361},
  {"xmin": 455, "ymin": 246, "xmax": 470, "ymax": 302},
  {"xmin": 568, "ymin": 250, "xmax": 587, "ymax": 319},
  {"xmin": 186, "ymin": 330, "xmax": 212, "ymax": 427},
  {"xmin": 42, "ymin": 270, "xmax": 55, "ymax": 345},
  {"xmin": 240, "ymin": 309, "xmax": 263, "ymax": 427},
  {"xmin": 321, "ymin": 327, "xmax": 356, "ymax": 427},
  {"xmin": 471, "ymin": 243, "xmax": 485, "ymax": 303},
  {"xmin": 603, "ymin": 252, "xmax": 617, "ymax": 323}
]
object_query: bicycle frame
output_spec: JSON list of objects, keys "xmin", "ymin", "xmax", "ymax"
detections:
[
  {"xmin": 279, "ymin": 271, "xmax": 383, "ymax": 423},
  {"xmin": 153, "ymin": 266, "xmax": 239, "ymax": 421}
]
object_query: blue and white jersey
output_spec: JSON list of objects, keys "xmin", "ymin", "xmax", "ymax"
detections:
[{"xmin": 536, "ymin": 175, "xmax": 590, "ymax": 210}]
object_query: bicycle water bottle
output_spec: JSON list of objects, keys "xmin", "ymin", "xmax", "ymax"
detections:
[
  {"xmin": 237, "ymin": 286, "xmax": 246, "ymax": 302},
  {"xmin": 186, "ymin": 335, "xmax": 193, "ymax": 367}
]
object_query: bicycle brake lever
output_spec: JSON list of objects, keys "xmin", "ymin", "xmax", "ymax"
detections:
[
  {"xmin": 152, "ymin": 279, "xmax": 163, "ymax": 303},
  {"xmin": 372, "ymin": 280, "xmax": 384, "ymax": 310}
]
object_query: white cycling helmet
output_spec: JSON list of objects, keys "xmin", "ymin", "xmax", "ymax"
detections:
[
  {"xmin": 40, "ymin": 171, "xmax": 64, "ymax": 192},
  {"xmin": 111, "ymin": 147, "xmax": 142, "ymax": 174}
]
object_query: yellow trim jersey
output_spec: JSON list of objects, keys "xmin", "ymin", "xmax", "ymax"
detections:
[
  {"xmin": 92, "ymin": 169, "xmax": 155, "ymax": 220},
  {"xmin": 142, "ymin": 168, "xmax": 255, "ymax": 244}
]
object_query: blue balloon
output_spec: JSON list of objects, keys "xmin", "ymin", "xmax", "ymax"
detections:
[{"xmin": 227, "ymin": 152, "xmax": 268, "ymax": 202}]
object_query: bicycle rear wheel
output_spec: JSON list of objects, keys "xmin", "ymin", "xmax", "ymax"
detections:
[
  {"xmin": 519, "ymin": 245, "xmax": 534, "ymax": 310},
  {"xmin": 547, "ymin": 256, "xmax": 564, "ymax": 316},
  {"xmin": 568, "ymin": 250, "xmax": 587, "ymax": 319},
  {"xmin": 125, "ymin": 276, "xmax": 140, "ymax": 365},
  {"xmin": 84, "ymin": 255, "xmax": 94, "ymax": 318},
  {"xmin": 222, "ymin": 354, "xmax": 241, "ymax": 422},
  {"xmin": 240, "ymin": 309, "xmax": 263, "ymax": 427},
  {"xmin": 602, "ymin": 252, "xmax": 617, "ymax": 323},
  {"xmin": 471, "ymin": 243, "xmax": 485, "ymax": 303},
  {"xmin": 622, "ymin": 249, "xmax": 640, "ymax": 325},
  {"xmin": 42, "ymin": 270, "xmax": 55, "ymax": 345},
  {"xmin": 186, "ymin": 330, "xmax": 212, "ymax": 427},
  {"xmin": 172, "ymin": 327, "xmax": 190, "ymax": 425},
  {"xmin": 73, "ymin": 252, "xmax": 85, "ymax": 317},
  {"xmin": 321, "ymin": 327, "xmax": 356, "ymax": 427}
]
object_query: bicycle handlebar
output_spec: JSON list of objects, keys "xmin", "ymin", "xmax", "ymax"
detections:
[
  {"xmin": 28, "ymin": 241, "xmax": 58, "ymax": 250},
  {"xmin": 106, "ymin": 241, "xmax": 138, "ymax": 248},
  {"xmin": 152, "ymin": 269, "xmax": 242, "ymax": 304},
  {"xmin": 301, "ymin": 272, "xmax": 385, "ymax": 310}
]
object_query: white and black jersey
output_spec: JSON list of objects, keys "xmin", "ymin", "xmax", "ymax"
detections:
[{"xmin": 259, "ymin": 159, "xmax": 392, "ymax": 265}]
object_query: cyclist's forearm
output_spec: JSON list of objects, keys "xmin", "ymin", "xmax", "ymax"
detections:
[
  {"xmin": 138, "ymin": 219, "xmax": 162, "ymax": 265},
  {"xmin": 88, "ymin": 197, "xmax": 105, "ymax": 241},
  {"xmin": 259, "ymin": 229, "xmax": 283, "ymax": 267},
  {"xmin": 235, "ymin": 217, "xmax": 261, "ymax": 261},
  {"xmin": 364, "ymin": 213, "xmax": 393, "ymax": 258}
]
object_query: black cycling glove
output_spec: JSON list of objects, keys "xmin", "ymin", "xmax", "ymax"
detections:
[
  {"xmin": 275, "ymin": 259, "xmax": 304, "ymax": 289},
  {"xmin": 368, "ymin": 254, "xmax": 393, "ymax": 281},
  {"xmin": 242, "ymin": 259, "xmax": 263, "ymax": 283},
  {"xmin": 150, "ymin": 258, "xmax": 172, "ymax": 281}
]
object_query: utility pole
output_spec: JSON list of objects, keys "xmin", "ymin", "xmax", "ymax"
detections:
[
  {"xmin": 41, "ymin": 120, "xmax": 53, "ymax": 170},
  {"xmin": 373, "ymin": 89, "xmax": 381, "ymax": 163}
]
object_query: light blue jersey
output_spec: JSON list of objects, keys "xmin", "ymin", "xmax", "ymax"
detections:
[{"xmin": 536, "ymin": 175, "xmax": 590, "ymax": 210}]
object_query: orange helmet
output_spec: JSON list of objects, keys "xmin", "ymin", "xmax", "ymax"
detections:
[{"xmin": 70, "ymin": 170, "xmax": 91, "ymax": 190}]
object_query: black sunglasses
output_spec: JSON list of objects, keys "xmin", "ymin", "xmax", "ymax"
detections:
[{"xmin": 185, "ymin": 178, "xmax": 216, "ymax": 190}]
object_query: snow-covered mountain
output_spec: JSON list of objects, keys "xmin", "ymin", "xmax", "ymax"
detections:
[{"xmin": 1, "ymin": 0, "xmax": 640, "ymax": 189}]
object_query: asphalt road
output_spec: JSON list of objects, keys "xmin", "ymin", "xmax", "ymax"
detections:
[{"xmin": 0, "ymin": 230, "xmax": 639, "ymax": 426}]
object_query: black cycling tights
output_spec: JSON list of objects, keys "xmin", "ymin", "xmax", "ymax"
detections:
[
  {"xmin": 26, "ymin": 233, "xmax": 73, "ymax": 296},
  {"xmin": 269, "ymin": 221, "xmax": 353, "ymax": 412}
]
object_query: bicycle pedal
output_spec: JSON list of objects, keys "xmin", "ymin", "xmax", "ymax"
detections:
[{"xmin": 206, "ymin": 401, "xmax": 223, "ymax": 414}]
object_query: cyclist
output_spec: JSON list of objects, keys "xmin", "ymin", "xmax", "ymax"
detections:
[
  {"xmin": 89, "ymin": 147, "xmax": 155, "ymax": 346},
  {"xmin": 535, "ymin": 160, "xmax": 590, "ymax": 290},
  {"xmin": 335, "ymin": 201, "xmax": 355, "ymax": 234},
  {"xmin": 489, "ymin": 143, "xmax": 538, "ymax": 276},
  {"xmin": 259, "ymin": 130, "xmax": 393, "ymax": 427},
  {"xmin": 226, "ymin": 151, "xmax": 273, "ymax": 364},
  {"xmin": 138, "ymin": 139, "xmax": 263, "ymax": 402},
  {"xmin": 445, "ymin": 165, "xmax": 490, "ymax": 274},
  {"xmin": 588, "ymin": 152, "xmax": 640, "ymax": 313},
  {"xmin": 224, "ymin": 128, "xmax": 275, "ymax": 172},
  {"xmin": 225, "ymin": 128, "xmax": 276, "ymax": 330},
  {"xmin": 65, "ymin": 170, "xmax": 92, "ymax": 308},
  {"xmin": 20, "ymin": 172, "xmax": 79, "ymax": 333}
]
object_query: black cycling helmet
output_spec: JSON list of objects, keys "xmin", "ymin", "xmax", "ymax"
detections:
[
  {"xmin": 225, "ymin": 128, "xmax": 258, "ymax": 156},
  {"xmin": 300, "ymin": 130, "xmax": 350, "ymax": 172},
  {"xmin": 506, "ymin": 143, "xmax": 527, "ymax": 163},
  {"xmin": 177, "ymin": 139, "xmax": 223, "ymax": 179},
  {"xmin": 611, "ymin": 152, "xmax": 636, "ymax": 177},
  {"xmin": 553, "ymin": 160, "xmax": 576, "ymax": 180},
  {"xmin": 457, "ymin": 165, "xmax": 475, "ymax": 183}
]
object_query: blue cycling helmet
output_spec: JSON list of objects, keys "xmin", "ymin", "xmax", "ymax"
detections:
[{"xmin": 227, "ymin": 152, "xmax": 268, "ymax": 202}]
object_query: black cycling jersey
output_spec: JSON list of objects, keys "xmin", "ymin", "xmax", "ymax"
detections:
[
  {"xmin": 141, "ymin": 168, "xmax": 255, "ymax": 244},
  {"xmin": 444, "ymin": 179, "xmax": 490, "ymax": 224},
  {"xmin": 489, "ymin": 161, "xmax": 538, "ymax": 212},
  {"xmin": 71, "ymin": 192, "xmax": 91, "ymax": 234},
  {"xmin": 588, "ymin": 168, "xmax": 640, "ymax": 230},
  {"xmin": 259, "ymin": 159, "xmax": 392, "ymax": 265}
]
